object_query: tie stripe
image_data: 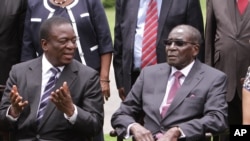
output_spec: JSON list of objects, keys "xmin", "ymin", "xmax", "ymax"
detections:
[
  {"xmin": 37, "ymin": 67, "xmax": 60, "ymax": 123},
  {"xmin": 141, "ymin": 0, "xmax": 158, "ymax": 68}
]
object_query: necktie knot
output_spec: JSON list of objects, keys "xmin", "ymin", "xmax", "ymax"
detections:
[
  {"xmin": 50, "ymin": 67, "xmax": 60, "ymax": 76},
  {"xmin": 174, "ymin": 71, "xmax": 183, "ymax": 80}
]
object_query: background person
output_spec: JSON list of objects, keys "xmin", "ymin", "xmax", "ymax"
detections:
[
  {"xmin": 113, "ymin": 0, "xmax": 204, "ymax": 101},
  {"xmin": 0, "ymin": 0, "xmax": 27, "ymax": 99},
  {"xmin": 205, "ymin": 0, "xmax": 250, "ymax": 140}
]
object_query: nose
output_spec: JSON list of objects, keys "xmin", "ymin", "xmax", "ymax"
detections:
[
  {"xmin": 167, "ymin": 42, "xmax": 177, "ymax": 50},
  {"xmin": 66, "ymin": 40, "xmax": 77, "ymax": 50}
]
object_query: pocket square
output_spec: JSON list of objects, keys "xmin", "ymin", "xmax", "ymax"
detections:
[{"xmin": 188, "ymin": 94, "xmax": 196, "ymax": 98}]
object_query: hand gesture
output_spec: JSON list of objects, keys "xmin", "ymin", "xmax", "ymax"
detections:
[
  {"xmin": 50, "ymin": 82, "xmax": 74, "ymax": 117},
  {"xmin": 130, "ymin": 123, "xmax": 154, "ymax": 141},
  {"xmin": 157, "ymin": 127, "xmax": 181, "ymax": 141},
  {"xmin": 9, "ymin": 85, "xmax": 28, "ymax": 118}
]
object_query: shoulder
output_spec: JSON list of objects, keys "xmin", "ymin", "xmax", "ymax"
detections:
[
  {"xmin": 71, "ymin": 59, "xmax": 98, "ymax": 75},
  {"xmin": 200, "ymin": 63, "xmax": 226, "ymax": 78}
]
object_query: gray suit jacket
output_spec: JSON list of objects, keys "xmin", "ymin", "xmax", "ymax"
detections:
[
  {"xmin": 0, "ymin": 57, "xmax": 104, "ymax": 141},
  {"xmin": 111, "ymin": 60, "xmax": 228, "ymax": 141},
  {"xmin": 113, "ymin": 0, "xmax": 204, "ymax": 95},
  {"xmin": 205, "ymin": 0, "xmax": 250, "ymax": 101}
]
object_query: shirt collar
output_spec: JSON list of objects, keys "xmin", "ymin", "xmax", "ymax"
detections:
[
  {"xmin": 42, "ymin": 54, "xmax": 64, "ymax": 74},
  {"xmin": 170, "ymin": 60, "xmax": 195, "ymax": 77}
]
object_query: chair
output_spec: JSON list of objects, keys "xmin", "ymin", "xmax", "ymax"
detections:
[
  {"xmin": 109, "ymin": 128, "xmax": 224, "ymax": 141},
  {"xmin": 0, "ymin": 85, "xmax": 10, "ymax": 141}
]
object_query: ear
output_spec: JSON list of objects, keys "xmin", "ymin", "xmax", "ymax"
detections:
[
  {"xmin": 41, "ymin": 39, "xmax": 48, "ymax": 51},
  {"xmin": 192, "ymin": 45, "xmax": 199, "ymax": 57}
]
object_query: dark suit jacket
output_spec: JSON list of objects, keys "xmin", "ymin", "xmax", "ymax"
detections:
[
  {"xmin": 205, "ymin": 0, "xmax": 250, "ymax": 101},
  {"xmin": 0, "ymin": 0, "xmax": 27, "ymax": 85},
  {"xmin": 0, "ymin": 57, "xmax": 104, "ymax": 141},
  {"xmin": 111, "ymin": 60, "xmax": 228, "ymax": 141},
  {"xmin": 21, "ymin": 0, "xmax": 113, "ymax": 71},
  {"xmin": 113, "ymin": 0, "xmax": 204, "ymax": 95}
]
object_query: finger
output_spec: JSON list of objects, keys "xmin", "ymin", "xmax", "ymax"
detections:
[
  {"xmin": 62, "ymin": 82, "xmax": 69, "ymax": 96},
  {"xmin": 12, "ymin": 85, "xmax": 18, "ymax": 93}
]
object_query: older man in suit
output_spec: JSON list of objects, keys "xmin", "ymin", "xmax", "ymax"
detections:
[
  {"xmin": 113, "ymin": 0, "xmax": 204, "ymax": 101},
  {"xmin": 111, "ymin": 25, "xmax": 228, "ymax": 141},
  {"xmin": 0, "ymin": 16, "xmax": 103, "ymax": 141}
]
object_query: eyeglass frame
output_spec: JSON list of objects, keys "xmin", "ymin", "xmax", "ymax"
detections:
[{"xmin": 163, "ymin": 39, "xmax": 199, "ymax": 48}]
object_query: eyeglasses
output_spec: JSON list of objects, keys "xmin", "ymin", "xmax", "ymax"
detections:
[{"xmin": 164, "ymin": 39, "xmax": 198, "ymax": 47}]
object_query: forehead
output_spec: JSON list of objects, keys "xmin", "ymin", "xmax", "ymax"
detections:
[
  {"xmin": 168, "ymin": 27, "xmax": 190, "ymax": 40},
  {"xmin": 50, "ymin": 23, "xmax": 75, "ymax": 38}
]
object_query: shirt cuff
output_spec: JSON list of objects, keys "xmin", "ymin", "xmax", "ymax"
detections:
[
  {"xmin": 124, "ymin": 123, "xmax": 138, "ymax": 139},
  {"xmin": 178, "ymin": 127, "xmax": 185, "ymax": 138},
  {"xmin": 6, "ymin": 106, "xmax": 18, "ymax": 121},
  {"xmin": 64, "ymin": 104, "xmax": 78, "ymax": 124}
]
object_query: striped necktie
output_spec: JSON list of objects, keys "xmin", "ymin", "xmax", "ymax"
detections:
[
  {"xmin": 37, "ymin": 67, "xmax": 60, "ymax": 124},
  {"xmin": 141, "ymin": 0, "xmax": 158, "ymax": 68}
]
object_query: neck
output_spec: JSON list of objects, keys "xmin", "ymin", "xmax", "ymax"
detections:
[{"xmin": 54, "ymin": 0, "xmax": 67, "ymax": 5}]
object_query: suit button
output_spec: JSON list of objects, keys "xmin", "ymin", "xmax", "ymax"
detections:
[
  {"xmin": 36, "ymin": 134, "xmax": 40, "ymax": 139},
  {"xmin": 160, "ymin": 126, "xmax": 165, "ymax": 131}
]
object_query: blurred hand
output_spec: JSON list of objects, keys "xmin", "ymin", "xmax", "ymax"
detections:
[
  {"xmin": 130, "ymin": 123, "xmax": 154, "ymax": 141},
  {"xmin": 157, "ymin": 127, "xmax": 181, "ymax": 141},
  {"xmin": 9, "ymin": 85, "xmax": 28, "ymax": 118},
  {"xmin": 50, "ymin": 82, "xmax": 75, "ymax": 117},
  {"xmin": 118, "ymin": 87, "xmax": 126, "ymax": 101},
  {"xmin": 100, "ymin": 81, "xmax": 110, "ymax": 101},
  {"xmin": 241, "ymin": 77, "xmax": 245, "ymax": 85}
]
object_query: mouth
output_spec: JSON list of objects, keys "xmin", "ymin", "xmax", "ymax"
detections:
[
  {"xmin": 63, "ymin": 53, "xmax": 74, "ymax": 59},
  {"xmin": 167, "ymin": 54, "xmax": 177, "ymax": 59}
]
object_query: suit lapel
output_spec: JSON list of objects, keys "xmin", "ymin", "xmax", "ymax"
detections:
[
  {"xmin": 152, "ymin": 64, "xmax": 171, "ymax": 121},
  {"xmin": 157, "ymin": 0, "xmax": 173, "ymax": 45},
  {"xmin": 26, "ymin": 58, "xmax": 43, "ymax": 125},
  {"xmin": 37, "ymin": 61, "xmax": 78, "ymax": 130},
  {"xmin": 239, "ymin": 4, "xmax": 250, "ymax": 32},
  {"xmin": 164, "ymin": 60, "xmax": 204, "ymax": 119},
  {"xmin": 228, "ymin": 0, "xmax": 238, "ymax": 35}
]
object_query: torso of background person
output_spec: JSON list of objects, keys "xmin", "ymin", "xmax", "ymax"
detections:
[
  {"xmin": 0, "ymin": 57, "xmax": 104, "ymax": 141},
  {"xmin": 0, "ymin": 0, "xmax": 27, "ymax": 85},
  {"xmin": 21, "ymin": 0, "xmax": 113, "ymax": 71},
  {"xmin": 113, "ymin": 0, "xmax": 204, "ymax": 95},
  {"xmin": 205, "ymin": 0, "xmax": 250, "ymax": 102}
]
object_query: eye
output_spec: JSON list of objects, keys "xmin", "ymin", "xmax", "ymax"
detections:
[
  {"xmin": 174, "ymin": 41, "xmax": 185, "ymax": 46},
  {"xmin": 58, "ymin": 39, "xmax": 68, "ymax": 44}
]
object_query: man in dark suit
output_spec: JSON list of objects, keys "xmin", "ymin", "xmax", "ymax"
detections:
[
  {"xmin": 0, "ymin": 16, "xmax": 104, "ymax": 141},
  {"xmin": 113, "ymin": 0, "xmax": 204, "ymax": 101},
  {"xmin": 205, "ymin": 0, "xmax": 250, "ymax": 140},
  {"xmin": 0, "ymin": 0, "xmax": 27, "ymax": 98},
  {"xmin": 111, "ymin": 25, "xmax": 228, "ymax": 141}
]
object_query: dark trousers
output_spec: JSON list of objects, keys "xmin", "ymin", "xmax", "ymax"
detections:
[{"xmin": 214, "ymin": 93, "xmax": 242, "ymax": 141}]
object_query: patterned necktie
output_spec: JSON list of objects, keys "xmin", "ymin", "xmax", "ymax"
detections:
[
  {"xmin": 141, "ymin": 0, "xmax": 158, "ymax": 68},
  {"xmin": 37, "ymin": 67, "xmax": 60, "ymax": 123},
  {"xmin": 161, "ymin": 71, "xmax": 183, "ymax": 117},
  {"xmin": 238, "ymin": 0, "xmax": 249, "ymax": 15}
]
